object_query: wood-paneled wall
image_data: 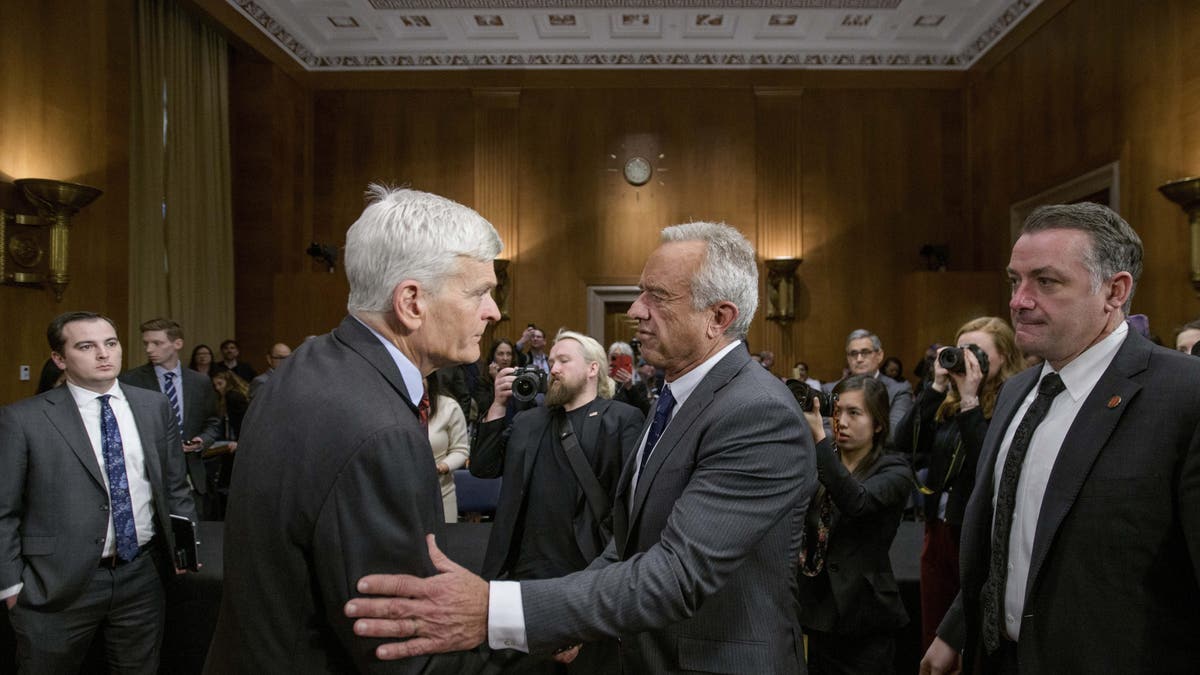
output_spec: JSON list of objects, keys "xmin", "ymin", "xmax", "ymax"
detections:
[
  {"xmin": 967, "ymin": 0, "xmax": 1200, "ymax": 340},
  {"xmin": 0, "ymin": 0, "xmax": 132, "ymax": 405}
]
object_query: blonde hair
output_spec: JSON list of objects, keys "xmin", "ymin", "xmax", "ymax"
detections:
[
  {"xmin": 554, "ymin": 330, "xmax": 614, "ymax": 399},
  {"xmin": 936, "ymin": 316, "xmax": 1024, "ymax": 421}
]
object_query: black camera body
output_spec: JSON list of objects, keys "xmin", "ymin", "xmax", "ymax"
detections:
[
  {"xmin": 511, "ymin": 366, "xmax": 548, "ymax": 402},
  {"xmin": 785, "ymin": 379, "xmax": 838, "ymax": 417},
  {"xmin": 938, "ymin": 344, "xmax": 990, "ymax": 379}
]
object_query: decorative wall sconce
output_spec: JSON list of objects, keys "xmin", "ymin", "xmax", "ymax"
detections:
[
  {"xmin": 493, "ymin": 258, "xmax": 510, "ymax": 321},
  {"xmin": 765, "ymin": 257, "xmax": 802, "ymax": 324},
  {"xmin": 1158, "ymin": 176, "xmax": 1200, "ymax": 293},
  {"xmin": 0, "ymin": 179, "xmax": 102, "ymax": 301}
]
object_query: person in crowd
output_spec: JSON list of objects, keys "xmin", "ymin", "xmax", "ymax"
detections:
[
  {"xmin": 635, "ymin": 358, "xmax": 662, "ymax": 407},
  {"xmin": 797, "ymin": 375, "xmax": 911, "ymax": 674},
  {"xmin": 607, "ymin": 340, "xmax": 649, "ymax": 416},
  {"xmin": 473, "ymin": 338, "xmax": 519, "ymax": 423},
  {"xmin": 823, "ymin": 329, "xmax": 913, "ymax": 442},
  {"xmin": 188, "ymin": 344, "xmax": 215, "ymax": 377},
  {"xmin": 344, "ymin": 221, "xmax": 816, "ymax": 675},
  {"xmin": 435, "ymin": 364, "xmax": 474, "ymax": 420},
  {"xmin": 204, "ymin": 186, "xmax": 500, "ymax": 673},
  {"xmin": 516, "ymin": 325, "xmax": 550, "ymax": 373},
  {"xmin": 211, "ymin": 339, "xmax": 256, "ymax": 382},
  {"xmin": 249, "ymin": 342, "xmax": 291, "ymax": 398},
  {"xmin": 120, "ymin": 318, "xmax": 222, "ymax": 520},
  {"xmin": 1175, "ymin": 317, "xmax": 1200, "ymax": 354},
  {"xmin": 427, "ymin": 374, "xmax": 470, "ymax": 524},
  {"xmin": 209, "ymin": 370, "xmax": 250, "ymax": 519},
  {"xmin": 922, "ymin": 202, "xmax": 1200, "ymax": 674},
  {"xmin": 760, "ymin": 350, "xmax": 777, "ymax": 374},
  {"xmin": 472, "ymin": 330, "xmax": 643, "ymax": 673},
  {"xmin": 881, "ymin": 356, "xmax": 905, "ymax": 386},
  {"xmin": 0, "ymin": 311, "xmax": 196, "ymax": 672},
  {"xmin": 893, "ymin": 316, "xmax": 1022, "ymax": 651},
  {"xmin": 792, "ymin": 361, "xmax": 822, "ymax": 391}
]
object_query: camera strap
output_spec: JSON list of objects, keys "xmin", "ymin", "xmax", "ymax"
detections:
[
  {"xmin": 910, "ymin": 394, "xmax": 965, "ymax": 496},
  {"xmin": 553, "ymin": 407, "xmax": 613, "ymax": 542}
]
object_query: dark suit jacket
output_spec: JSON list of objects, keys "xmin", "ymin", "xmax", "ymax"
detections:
[
  {"xmin": 518, "ymin": 346, "xmax": 817, "ymax": 674},
  {"xmin": 204, "ymin": 316, "xmax": 487, "ymax": 674},
  {"xmin": 798, "ymin": 441, "xmax": 910, "ymax": 636},
  {"xmin": 471, "ymin": 399, "xmax": 643, "ymax": 580},
  {"xmin": 120, "ymin": 363, "xmax": 221, "ymax": 493},
  {"xmin": 0, "ymin": 384, "xmax": 196, "ymax": 611},
  {"xmin": 940, "ymin": 331, "xmax": 1200, "ymax": 674}
]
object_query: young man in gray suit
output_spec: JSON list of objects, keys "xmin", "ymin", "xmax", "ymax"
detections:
[
  {"xmin": 119, "ymin": 318, "xmax": 222, "ymax": 518},
  {"xmin": 0, "ymin": 311, "xmax": 196, "ymax": 672},
  {"xmin": 204, "ymin": 187, "xmax": 502, "ymax": 673},
  {"xmin": 921, "ymin": 203, "xmax": 1200, "ymax": 674},
  {"xmin": 346, "ymin": 222, "xmax": 818, "ymax": 674}
]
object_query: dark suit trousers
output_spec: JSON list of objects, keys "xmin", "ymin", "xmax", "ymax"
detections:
[
  {"xmin": 8, "ymin": 548, "xmax": 165, "ymax": 674},
  {"xmin": 805, "ymin": 628, "xmax": 894, "ymax": 675}
]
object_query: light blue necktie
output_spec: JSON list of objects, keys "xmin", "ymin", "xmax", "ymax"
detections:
[
  {"xmin": 163, "ymin": 371, "xmax": 183, "ymax": 434},
  {"xmin": 639, "ymin": 385, "xmax": 676, "ymax": 472},
  {"xmin": 98, "ymin": 395, "xmax": 140, "ymax": 561}
]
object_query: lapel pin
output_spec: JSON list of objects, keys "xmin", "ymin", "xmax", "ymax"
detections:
[
  {"xmin": 588, "ymin": 411, "xmax": 599, "ymax": 417},
  {"xmin": 1107, "ymin": 395, "xmax": 1121, "ymax": 409}
]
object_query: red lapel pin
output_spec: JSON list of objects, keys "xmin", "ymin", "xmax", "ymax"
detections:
[{"xmin": 1107, "ymin": 395, "xmax": 1121, "ymax": 409}]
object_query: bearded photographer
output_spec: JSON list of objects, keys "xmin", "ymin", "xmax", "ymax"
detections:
[
  {"xmin": 470, "ymin": 330, "xmax": 643, "ymax": 673},
  {"xmin": 893, "ymin": 316, "xmax": 1023, "ymax": 652}
]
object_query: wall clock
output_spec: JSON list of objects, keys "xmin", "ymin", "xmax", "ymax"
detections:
[{"xmin": 623, "ymin": 156, "xmax": 653, "ymax": 186}]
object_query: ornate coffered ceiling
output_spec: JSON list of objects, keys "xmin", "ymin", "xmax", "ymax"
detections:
[{"xmin": 225, "ymin": 0, "xmax": 1041, "ymax": 70}]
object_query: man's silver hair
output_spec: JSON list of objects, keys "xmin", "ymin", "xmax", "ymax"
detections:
[
  {"xmin": 845, "ymin": 329, "xmax": 882, "ymax": 352},
  {"xmin": 344, "ymin": 185, "xmax": 502, "ymax": 313},
  {"xmin": 1021, "ymin": 202, "xmax": 1143, "ymax": 314},
  {"xmin": 660, "ymin": 221, "xmax": 758, "ymax": 338},
  {"xmin": 607, "ymin": 341, "xmax": 633, "ymax": 358},
  {"xmin": 555, "ymin": 330, "xmax": 614, "ymax": 399}
]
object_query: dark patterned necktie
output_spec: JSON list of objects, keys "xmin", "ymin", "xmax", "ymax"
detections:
[
  {"xmin": 162, "ymin": 371, "xmax": 183, "ymax": 434},
  {"xmin": 980, "ymin": 372, "xmax": 1066, "ymax": 653},
  {"xmin": 418, "ymin": 391, "xmax": 431, "ymax": 431},
  {"xmin": 639, "ymin": 385, "xmax": 675, "ymax": 472},
  {"xmin": 98, "ymin": 395, "xmax": 140, "ymax": 562}
]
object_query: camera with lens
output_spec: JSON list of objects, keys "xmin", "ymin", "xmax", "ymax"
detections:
[
  {"xmin": 938, "ymin": 344, "xmax": 990, "ymax": 378},
  {"xmin": 511, "ymin": 366, "xmax": 548, "ymax": 402},
  {"xmin": 785, "ymin": 379, "xmax": 838, "ymax": 417}
]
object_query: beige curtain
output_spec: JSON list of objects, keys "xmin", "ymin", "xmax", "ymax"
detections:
[{"xmin": 129, "ymin": 0, "xmax": 233, "ymax": 365}]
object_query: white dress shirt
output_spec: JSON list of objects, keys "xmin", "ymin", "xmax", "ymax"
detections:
[
  {"xmin": 487, "ymin": 339, "xmax": 746, "ymax": 652},
  {"xmin": 354, "ymin": 316, "xmax": 425, "ymax": 405},
  {"xmin": 993, "ymin": 321, "xmax": 1127, "ymax": 639},
  {"xmin": 0, "ymin": 381, "xmax": 157, "ymax": 602}
]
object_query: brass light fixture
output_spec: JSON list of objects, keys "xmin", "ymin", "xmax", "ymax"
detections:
[
  {"xmin": 1, "ymin": 178, "xmax": 102, "ymax": 301},
  {"xmin": 1158, "ymin": 176, "xmax": 1200, "ymax": 294},
  {"xmin": 764, "ymin": 257, "xmax": 802, "ymax": 324}
]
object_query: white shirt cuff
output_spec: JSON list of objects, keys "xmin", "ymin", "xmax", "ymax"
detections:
[
  {"xmin": 0, "ymin": 582, "xmax": 22, "ymax": 601},
  {"xmin": 487, "ymin": 581, "xmax": 529, "ymax": 652}
]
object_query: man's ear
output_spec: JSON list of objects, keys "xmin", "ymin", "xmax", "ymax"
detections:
[
  {"xmin": 1104, "ymin": 271, "xmax": 1134, "ymax": 313},
  {"xmin": 390, "ymin": 280, "xmax": 425, "ymax": 332},
  {"xmin": 50, "ymin": 351, "xmax": 66, "ymax": 370},
  {"xmin": 707, "ymin": 301, "xmax": 739, "ymax": 339}
]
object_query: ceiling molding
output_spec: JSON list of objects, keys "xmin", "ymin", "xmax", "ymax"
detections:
[{"xmin": 221, "ymin": 0, "xmax": 1041, "ymax": 72}]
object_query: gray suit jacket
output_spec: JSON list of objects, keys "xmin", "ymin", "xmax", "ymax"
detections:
[
  {"xmin": 204, "ymin": 316, "xmax": 488, "ymax": 674},
  {"xmin": 120, "ymin": 363, "xmax": 221, "ymax": 493},
  {"xmin": 519, "ymin": 346, "xmax": 817, "ymax": 674},
  {"xmin": 940, "ymin": 331, "xmax": 1200, "ymax": 674},
  {"xmin": 0, "ymin": 384, "xmax": 196, "ymax": 611}
]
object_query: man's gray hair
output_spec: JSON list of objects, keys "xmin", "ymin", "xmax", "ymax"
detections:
[
  {"xmin": 556, "ymin": 330, "xmax": 614, "ymax": 399},
  {"xmin": 845, "ymin": 329, "xmax": 882, "ymax": 352},
  {"xmin": 608, "ymin": 341, "xmax": 633, "ymax": 358},
  {"xmin": 1022, "ymin": 202, "xmax": 1143, "ymax": 314},
  {"xmin": 660, "ymin": 222, "xmax": 758, "ymax": 338},
  {"xmin": 345, "ymin": 185, "xmax": 502, "ymax": 313}
]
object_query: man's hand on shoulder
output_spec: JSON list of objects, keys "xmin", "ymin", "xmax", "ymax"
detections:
[{"xmin": 345, "ymin": 534, "xmax": 489, "ymax": 660}]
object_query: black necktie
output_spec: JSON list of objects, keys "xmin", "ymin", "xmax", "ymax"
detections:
[
  {"xmin": 980, "ymin": 372, "xmax": 1066, "ymax": 653},
  {"xmin": 639, "ymin": 385, "xmax": 675, "ymax": 472}
]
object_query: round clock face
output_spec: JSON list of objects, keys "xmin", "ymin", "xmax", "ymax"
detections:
[{"xmin": 624, "ymin": 156, "xmax": 653, "ymax": 186}]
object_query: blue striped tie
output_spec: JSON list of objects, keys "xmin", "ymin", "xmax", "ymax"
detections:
[
  {"xmin": 639, "ymin": 385, "xmax": 676, "ymax": 471},
  {"xmin": 98, "ymin": 395, "xmax": 140, "ymax": 562},
  {"xmin": 163, "ymin": 371, "xmax": 183, "ymax": 434}
]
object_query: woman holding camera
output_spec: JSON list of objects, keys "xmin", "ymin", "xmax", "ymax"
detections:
[
  {"xmin": 893, "ymin": 316, "xmax": 1022, "ymax": 650},
  {"xmin": 798, "ymin": 375, "xmax": 911, "ymax": 674}
]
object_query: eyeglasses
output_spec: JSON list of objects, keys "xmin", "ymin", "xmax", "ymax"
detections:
[{"xmin": 846, "ymin": 349, "xmax": 878, "ymax": 359}]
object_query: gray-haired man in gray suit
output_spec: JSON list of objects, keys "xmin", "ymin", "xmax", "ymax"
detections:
[
  {"xmin": 346, "ymin": 222, "xmax": 818, "ymax": 674},
  {"xmin": 0, "ymin": 311, "xmax": 196, "ymax": 672}
]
